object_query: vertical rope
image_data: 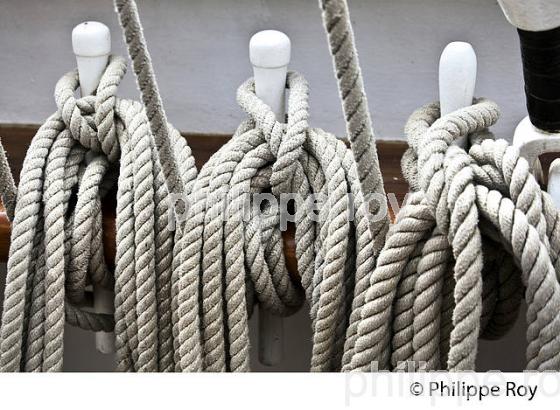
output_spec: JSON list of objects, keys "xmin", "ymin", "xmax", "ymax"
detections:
[
  {"xmin": 318, "ymin": 0, "xmax": 389, "ymax": 245},
  {"xmin": 113, "ymin": 0, "xmax": 185, "ymax": 200},
  {"xmin": 0, "ymin": 140, "xmax": 16, "ymax": 220}
]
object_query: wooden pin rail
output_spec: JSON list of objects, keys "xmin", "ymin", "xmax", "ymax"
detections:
[
  {"xmin": 0, "ymin": 123, "xmax": 411, "ymax": 279},
  {"xmin": 3, "ymin": 124, "xmax": 559, "ymax": 280}
]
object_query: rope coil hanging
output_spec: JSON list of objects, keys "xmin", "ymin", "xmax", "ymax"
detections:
[
  {"xmin": 113, "ymin": 0, "xmax": 398, "ymax": 372},
  {"xmin": 0, "ymin": 0, "xmax": 388, "ymax": 372},
  {"xmin": 121, "ymin": 0, "xmax": 560, "ymax": 371},
  {"xmin": 348, "ymin": 100, "xmax": 560, "ymax": 371},
  {"xmin": 318, "ymin": 0, "xmax": 560, "ymax": 371},
  {"xmin": 182, "ymin": 73, "xmax": 385, "ymax": 371},
  {"xmin": 0, "ymin": 55, "xmax": 196, "ymax": 371},
  {"xmin": 0, "ymin": 0, "xmax": 559, "ymax": 373}
]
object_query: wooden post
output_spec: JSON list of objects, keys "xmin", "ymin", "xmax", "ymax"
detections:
[
  {"xmin": 72, "ymin": 21, "xmax": 115, "ymax": 355},
  {"xmin": 439, "ymin": 42, "xmax": 477, "ymax": 144},
  {"xmin": 249, "ymin": 30, "xmax": 291, "ymax": 367}
]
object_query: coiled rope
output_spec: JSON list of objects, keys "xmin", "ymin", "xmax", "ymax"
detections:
[
  {"xmin": 1, "ymin": 0, "xmax": 559, "ymax": 373},
  {"xmin": 347, "ymin": 100, "xmax": 560, "ymax": 371},
  {"xmin": 0, "ymin": 55, "xmax": 197, "ymax": 371},
  {"xmin": 114, "ymin": 0, "xmax": 390, "ymax": 372},
  {"xmin": 114, "ymin": 0, "xmax": 560, "ymax": 372},
  {"xmin": 0, "ymin": 0, "xmax": 390, "ymax": 372},
  {"xmin": 318, "ymin": 0, "xmax": 560, "ymax": 371}
]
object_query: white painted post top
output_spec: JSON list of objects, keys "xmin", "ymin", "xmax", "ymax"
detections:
[
  {"xmin": 439, "ymin": 41, "xmax": 477, "ymax": 148},
  {"xmin": 249, "ymin": 30, "xmax": 291, "ymax": 69},
  {"xmin": 498, "ymin": 0, "xmax": 560, "ymax": 31},
  {"xmin": 72, "ymin": 21, "xmax": 111, "ymax": 57},
  {"xmin": 249, "ymin": 30, "xmax": 291, "ymax": 122},
  {"xmin": 72, "ymin": 21, "xmax": 111, "ymax": 97},
  {"xmin": 72, "ymin": 21, "xmax": 115, "ymax": 354},
  {"xmin": 439, "ymin": 42, "xmax": 477, "ymax": 117}
]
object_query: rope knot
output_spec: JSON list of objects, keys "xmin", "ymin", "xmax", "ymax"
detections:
[
  {"xmin": 236, "ymin": 71, "xmax": 309, "ymax": 194},
  {"xmin": 416, "ymin": 99, "xmax": 500, "ymax": 196},
  {"xmin": 402, "ymin": 99, "xmax": 500, "ymax": 194},
  {"xmin": 54, "ymin": 55, "xmax": 127, "ymax": 162}
]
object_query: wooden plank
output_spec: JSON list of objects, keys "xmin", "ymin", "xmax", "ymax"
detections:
[{"xmin": 0, "ymin": 123, "xmax": 409, "ymax": 279}]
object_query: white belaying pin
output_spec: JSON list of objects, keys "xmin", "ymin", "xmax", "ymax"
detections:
[
  {"xmin": 439, "ymin": 42, "xmax": 477, "ymax": 145},
  {"xmin": 72, "ymin": 21, "xmax": 116, "ymax": 355},
  {"xmin": 249, "ymin": 30, "xmax": 291, "ymax": 367}
]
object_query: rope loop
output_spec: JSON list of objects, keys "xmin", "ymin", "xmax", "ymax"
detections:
[
  {"xmin": 417, "ymin": 99, "xmax": 500, "ymax": 229},
  {"xmin": 0, "ymin": 50, "xmax": 196, "ymax": 371},
  {"xmin": 347, "ymin": 96, "xmax": 560, "ymax": 372},
  {"xmin": 236, "ymin": 71, "xmax": 309, "ymax": 194},
  {"xmin": 54, "ymin": 55, "xmax": 126, "ymax": 162}
]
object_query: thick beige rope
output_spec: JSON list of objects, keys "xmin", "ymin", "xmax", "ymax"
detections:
[
  {"xmin": 318, "ymin": 0, "xmax": 389, "ymax": 250},
  {"xmin": 0, "ymin": 0, "xmax": 385, "ymax": 372},
  {"xmin": 316, "ymin": 0, "xmax": 560, "ymax": 371},
  {"xmin": 0, "ymin": 0, "xmax": 558, "ymax": 374},
  {"xmin": 114, "ymin": 0, "xmax": 387, "ymax": 372},
  {"xmin": 115, "ymin": 0, "xmax": 560, "ymax": 373},
  {"xmin": 0, "ymin": 55, "xmax": 193, "ymax": 371},
  {"xmin": 0, "ymin": 141, "xmax": 16, "ymax": 221},
  {"xmin": 345, "ymin": 100, "xmax": 560, "ymax": 371}
]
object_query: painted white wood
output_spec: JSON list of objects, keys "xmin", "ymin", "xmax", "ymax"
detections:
[
  {"xmin": 439, "ymin": 42, "xmax": 477, "ymax": 149},
  {"xmin": 250, "ymin": 30, "xmax": 290, "ymax": 366},
  {"xmin": 92, "ymin": 286, "xmax": 115, "ymax": 354},
  {"xmin": 512, "ymin": 117, "xmax": 560, "ymax": 176},
  {"xmin": 498, "ymin": 0, "xmax": 560, "ymax": 31},
  {"xmin": 250, "ymin": 30, "xmax": 290, "ymax": 121},
  {"xmin": 549, "ymin": 159, "xmax": 560, "ymax": 207},
  {"xmin": 72, "ymin": 22, "xmax": 111, "ymax": 97},
  {"xmin": 73, "ymin": 21, "xmax": 115, "ymax": 355}
]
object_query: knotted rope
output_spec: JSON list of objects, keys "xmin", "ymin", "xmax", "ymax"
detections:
[
  {"xmin": 0, "ymin": 55, "xmax": 196, "ymax": 371},
  {"xmin": 317, "ymin": 0, "xmax": 560, "ymax": 372},
  {"xmin": 346, "ymin": 100, "xmax": 560, "ymax": 371},
  {"xmin": 0, "ymin": 0, "xmax": 390, "ymax": 372},
  {"xmin": 1, "ymin": 0, "xmax": 559, "ymax": 373},
  {"xmin": 114, "ymin": 0, "xmax": 392, "ymax": 372}
]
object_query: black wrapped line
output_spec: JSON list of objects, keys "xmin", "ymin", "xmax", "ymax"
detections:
[{"xmin": 518, "ymin": 25, "xmax": 560, "ymax": 132}]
